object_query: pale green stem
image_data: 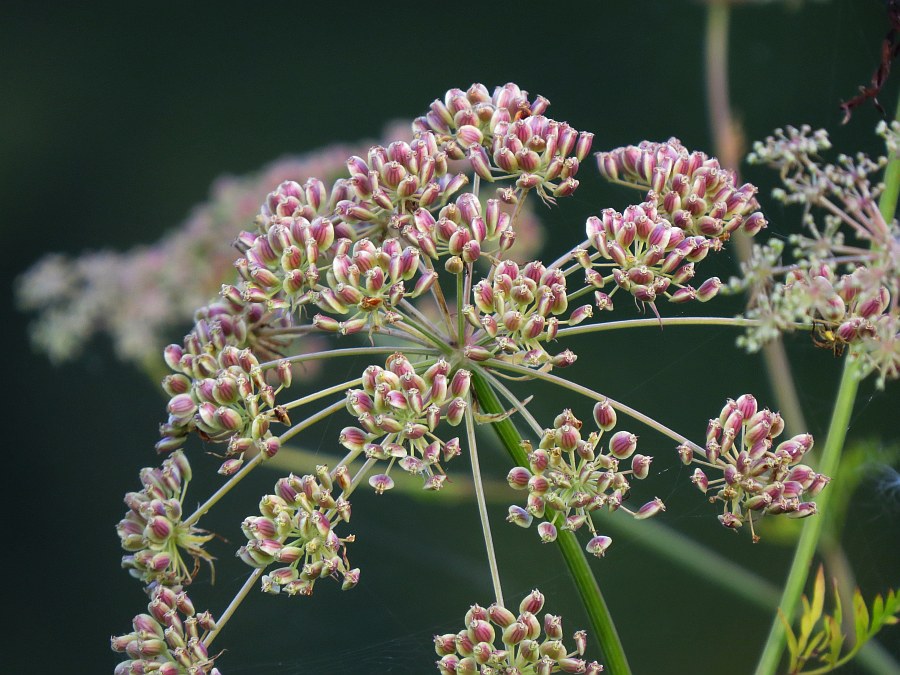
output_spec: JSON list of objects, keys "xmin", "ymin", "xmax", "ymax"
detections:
[
  {"xmin": 183, "ymin": 399, "xmax": 348, "ymax": 527},
  {"xmin": 184, "ymin": 451, "xmax": 265, "ymax": 528},
  {"xmin": 274, "ymin": 345, "xmax": 437, "ymax": 367},
  {"xmin": 457, "ymin": 267, "xmax": 466, "ymax": 348},
  {"xmin": 279, "ymin": 399, "xmax": 347, "ymax": 445},
  {"xmin": 753, "ymin": 358, "xmax": 861, "ymax": 675},
  {"xmin": 204, "ymin": 568, "xmax": 264, "ymax": 648},
  {"xmin": 557, "ymin": 315, "xmax": 773, "ymax": 338},
  {"xmin": 484, "ymin": 359, "xmax": 705, "ymax": 456},
  {"xmin": 753, "ymin": 90, "xmax": 900, "ymax": 675},
  {"xmin": 282, "ymin": 377, "xmax": 362, "ymax": 411},
  {"xmin": 464, "ymin": 405, "xmax": 504, "ymax": 607},
  {"xmin": 480, "ymin": 369, "xmax": 544, "ymax": 436}
]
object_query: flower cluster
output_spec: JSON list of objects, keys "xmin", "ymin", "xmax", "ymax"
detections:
[
  {"xmin": 313, "ymin": 236, "xmax": 436, "ymax": 333},
  {"xmin": 737, "ymin": 123, "xmax": 900, "ymax": 386},
  {"xmin": 238, "ymin": 466, "xmax": 359, "ymax": 597},
  {"xmin": 506, "ymin": 406, "xmax": 662, "ymax": 558},
  {"xmin": 117, "ymin": 451, "xmax": 214, "ymax": 586},
  {"xmin": 584, "ymin": 196, "xmax": 723, "ymax": 309},
  {"xmin": 341, "ymin": 134, "xmax": 469, "ymax": 241},
  {"xmin": 403, "ymin": 192, "xmax": 517, "ymax": 263},
  {"xmin": 111, "ymin": 584, "xmax": 220, "ymax": 675},
  {"xmin": 596, "ymin": 137, "xmax": 766, "ymax": 243},
  {"xmin": 684, "ymin": 394, "xmax": 827, "ymax": 541},
  {"xmin": 465, "ymin": 260, "xmax": 590, "ymax": 367},
  {"xmin": 160, "ymin": 339, "xmax": 288, "ymax": 473},
  {"xmin": 434, "ymin": 590, "xmax": 602, "ymax": 674},
  {"xmin": 415, "ymin": 83, "xmax": 593, "ymax": 204},
  {"xmin": 340, "ymin": 354, "xmax": 468, "ymax": 492}
]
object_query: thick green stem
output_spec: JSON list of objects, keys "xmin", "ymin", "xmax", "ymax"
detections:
[
  {"xmin": 471, "ymin": 371, "xmax": 632, "ymax": 675},
  {"xmin": 753, "ymin": 358, "xmax": 861, "ymax": 675},
  {"xmin": 754, "ymin": 90, "xmax": 900, "ymax": 675}
]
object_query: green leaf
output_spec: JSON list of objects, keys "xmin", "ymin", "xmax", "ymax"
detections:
[{"xmin": 853, "ymin": 589, "xmax": 870, "ymax": 648}]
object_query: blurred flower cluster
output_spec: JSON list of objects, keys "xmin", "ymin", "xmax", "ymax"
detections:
[{"xmin": 735, "ymin": 122, "xmax": 900, "ymax": 387}]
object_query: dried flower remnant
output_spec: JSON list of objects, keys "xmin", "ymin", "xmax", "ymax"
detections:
[
  {"xmin": 111, "ymin": 584, "xmax": 220, "ymax": 675},
  {"xmin": 737, "ymin": 123, "xmax": 900, "ymax": 387},
  {"xmin": 237, "ymin": 466, "xmax": 359, "ymax": 596},
  {"xmin": 117, "ymin": 451, "xmax": 215, "ymax": 586},
  {"xmin": 434, "ymin": 589, "xmax": 602, "ymax": 674},
  {"xmin": 506, "ymin": 406, "xmax": 662, "ymax": 558},
  {"xmin": 340, "ymin": 353, "xmax": 467, "ymax": 492},
  {"xmin": 684, "ymin": 394, "xmax": 826, "ymax": 542}
]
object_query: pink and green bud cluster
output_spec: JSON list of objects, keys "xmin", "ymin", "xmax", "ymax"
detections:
[
  {"xmin": 159, "ymin": 340, "xmax": 288, "ymax": 473},
  {"xmin": 314, "ymin": 236, "xmax": 435, "ymax": 333},
  {"xmin": 466, "ymin": 260, "xmax": 590, "ymax": 367},
  {"xmin": 414, "ymin": 83, "xmax": 592, "ymax": 205},
  {"xmin": 434, "ymin": 589, "xmax": 602, "ymax": 674},
  {"xmin": 584, "ymin": 195, "xmax": 722, "ymax": 308},
  {"xmin": 238, "ymin": 180, "xmax": 346, "ymax": 309},
  {"xmin": 340, "ymin": 354, "xmax": 468, "ymax": 492},
  {"xmin": 238, "ymin": 467, "xmax": 359, "ymax": 596},
  {"xmin": 111, "ymin": 584, "xmax": 220, "ymax": 675},
  {"xmin": 689, "ymin": 394, "xmax": 827, "ymax": 541},
  {"xmin": 117, "ymin": 451, "xmax": 215, "ymax": 586},
  {"xmin": 507, "ymin": 407, "xmax": 663, "ymax": 558},
  {"xmin": 401, "ymin": 192, "xmax": 517, "ymax": 263},
  {"xmin": 596, "ymin": 137, "xmax": 766, "ymax": 244},
  {"xmin": 340, "ymin": 134, "xmax": 468, "ymax": 236}
]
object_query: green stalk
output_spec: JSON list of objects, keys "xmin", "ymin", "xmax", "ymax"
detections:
[
  {"xmin": 753, "ymin": 91, "xmax": 900, "ymax": 675},
  {"xmin": 471, "ymin": 370, "xmax": 632, "ymax": 675},
  {"xmin": 752, "ymin": 358, "xmax": 860, "ymax": 675}
]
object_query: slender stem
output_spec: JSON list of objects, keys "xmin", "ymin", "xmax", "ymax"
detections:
[
  {"xmin": 753, "ymin": 89, "xmax": 900, "ymax": 675},
  {"xmin": 275, "ymin": 345, "xmax": 436, "ymax": 367},
  {"xmin": 464, "ymin": 405, "xmax": 504, "ymax": 607},
  {"xmin": 204, "ymin": 568, "xmax": 264, "ymax": 647},
  {"xmin": 557, "ymin": 315, "xmax": 773, "ymax": 338},
  {"xmin": 752, "ymin": 358, "xmax": 861, "ymax": 675},
  {"xmin": 484, "ymin": 359, "xmax": 705, "ymax": 457},
  {"xmin": 470, "ymin": 370, "xmax": 632, "ymax": 675},
  {"xmin": 279, "ymin": 399, "xmax": 347, "ymax": 444},
  {"xmin": 282, "ymin": 377, "xmax": 362, "ymax": 411},
  {"xmin": 480, "ymin": 369, "xmax": 544, "ymax": 436},
  {"xmin": 457, "ymin": 268, "xmax": 466, "ymax": 348},
  {"xmin": 184, "ymin": 452, "xmax": 265, "ymax": 527}
]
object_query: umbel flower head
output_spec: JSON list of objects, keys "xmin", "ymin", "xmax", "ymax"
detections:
[
  {"xmin": 735, "ymin": 123, "xmax": 900, "ymax": 387},
  {"xmin": 434, "ymin": 589, "xmax": 602, "ymax": 674},
  {"xmin": 684, "ymin": 394, "xmax": 827, "ymax": 542},
  {"xmin": 506, "ymin": 407, "xmax": 663, "ymax": 558},
  {"xmin": 237, "ymin": 465, "xmax": 359, "ymax": 596},
  {"xmin": 111, "ymin": 584, "xmax": 220, "ymax": 675},
  {"xmin": 340, "ymin": 353, "xmax": 469, "ymax": 492},
  {"xmin": 117, "ymin": 451, "xmax": 215, "ymax": 586}
]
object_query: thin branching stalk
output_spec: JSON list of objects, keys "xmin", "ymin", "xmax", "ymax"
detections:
[
  {"xmin": 753, "ymin": 90, "xmax": 900, "ymax": 675},
  {"xmin": 465, "ymin": 405, "xmax": 504, "ymax": 607}
]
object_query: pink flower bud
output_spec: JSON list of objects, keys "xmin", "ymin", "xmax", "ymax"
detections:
[
  {"xmin": 586, "ymin": 535, "xmax": 612, "ymax": 557},
  {"xmin": 609, "ymin": 431, "xmax": 637, "ymax": 459}
]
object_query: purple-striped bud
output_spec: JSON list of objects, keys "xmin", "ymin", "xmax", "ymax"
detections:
[
  {"xmin": 634, "ymin": 497, "xmax": 665, "ymax": 519},
  {"xmin": 691, "ymin": 468, "xmax": 709, "ymax": 493},
  {"xmin": 631, "ymin": 454, "xmax": 652, "ymax": 479},
  {"xmin": 592, "ymin": 399, "xmax": 616, "ymax": 431},
  {"xmin": 507, "ymin": 505, "xmax": 533, "ymax": 527},
  {"xmin": 609, "ymin": 431, "xmax": 637, "ymax": 459},
  {"xmin": 507, "ymin": 466, "xmax": 532, "ymax": 489},
  {"xmin": 446, "ymin": 398, "xmax": 467, "ymax": 426}
]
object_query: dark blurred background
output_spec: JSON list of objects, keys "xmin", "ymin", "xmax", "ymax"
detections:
[{"xmin": 4, "ymin": 1, "xmax": 899, "ymax": 673}]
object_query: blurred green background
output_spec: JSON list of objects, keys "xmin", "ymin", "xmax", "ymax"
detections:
[{"xmin": 4, "ymin": 1, "xmax": 899, "ymax": 673}]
